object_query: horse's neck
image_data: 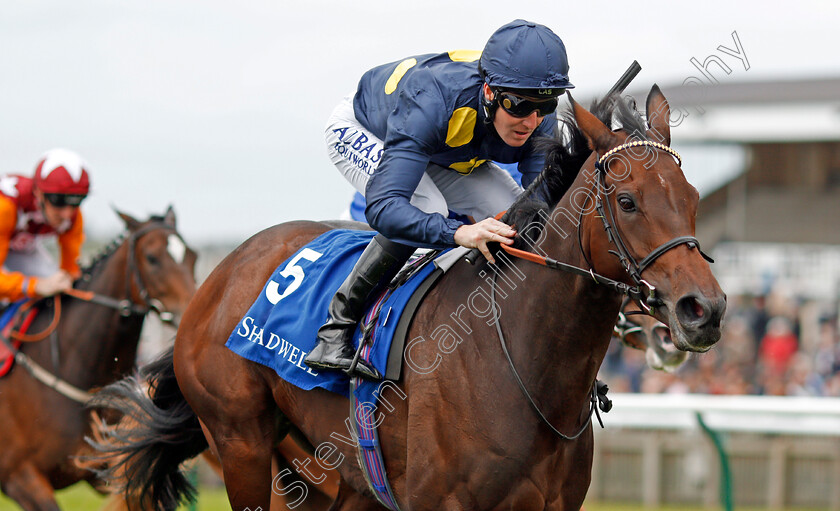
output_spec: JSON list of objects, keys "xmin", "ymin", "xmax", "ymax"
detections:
[
  {"xmin": 59, "ymin": 247, "xmax": 144, "ymax": 386},
  {"xmin": 487, "ymin": 186, "xmax": 622, "ymax": 432}
]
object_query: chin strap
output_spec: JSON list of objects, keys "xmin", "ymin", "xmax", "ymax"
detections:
[{"xmin": 480, "ymin": 89, "xmax": 498, "ymax": 125}]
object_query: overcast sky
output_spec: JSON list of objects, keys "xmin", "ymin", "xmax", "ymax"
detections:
[{"xmin": 2, "ymin": 1, "xmax": 838, "ymax": 246}]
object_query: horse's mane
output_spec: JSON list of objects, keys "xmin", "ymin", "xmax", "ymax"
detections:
[
  {"xmin": 79, "ymin": 214, "xmax": 171, "ymax": 280},
  {"xmin": 503, "ymin": 94, "xmax": 649, "ymax": 249},
  {"xmin": 80, "ymin": 232, "xmax": 128, "ymax": 278}
]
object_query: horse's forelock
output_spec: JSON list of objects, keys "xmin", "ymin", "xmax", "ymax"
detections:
[{"xmin": 590, "ymin": 93, "xmax": 649, "ymax": 139}]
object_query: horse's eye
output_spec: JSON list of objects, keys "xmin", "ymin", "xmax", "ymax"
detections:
[
  {"xmin": 145, "ymin": 254, "xmax": 161, "ymax": 266},
  {"xmin": 618, "ymin": 195, "xmax": 636, "ymax": 212}
]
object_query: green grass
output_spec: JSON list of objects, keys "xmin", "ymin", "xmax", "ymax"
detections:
[
  {"xmin": 0, "ymin": 483, "xmax": 233, "ymax": 511},
  {"xmin": 583, "ymin": 504, "xmax": 831, "ymax": 511},
  {"xmin": 2, "ymin": 486, "xmax": 833, "ymax": 511},
  {"xmin": 0, "ymin": 484, "xmax": 105, "ymax": 510}
]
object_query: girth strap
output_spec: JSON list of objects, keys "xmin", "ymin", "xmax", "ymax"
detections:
[{"xmin": 348, "ymin": 374, "xmax": 403, "ymax": 511}]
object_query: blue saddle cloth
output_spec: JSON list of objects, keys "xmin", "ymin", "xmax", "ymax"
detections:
[{"xmin": 225, "ymin": 229, "xmax": 438, "ymax": 397}]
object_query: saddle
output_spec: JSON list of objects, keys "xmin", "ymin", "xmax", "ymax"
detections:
[{"xmin": 353, "ymin": 246, "xmax": 469, "ymax": 380}]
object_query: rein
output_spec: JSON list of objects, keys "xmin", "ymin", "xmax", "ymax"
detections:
[
  {"xmin": 490, "ymin": 271, "xmax": 604, "ymax": 440},
  {"xmin": 65, "ymin": 288, "xmax": 149, "ymax": 318},
  {"xmin": 9, "ymin": 288, "xmax": 151, "ymax": 343}
]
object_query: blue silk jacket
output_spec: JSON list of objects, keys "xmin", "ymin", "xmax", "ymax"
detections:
[{"xmin": 351, "ymin": 51, "xmax": 556, "ymax": 248}]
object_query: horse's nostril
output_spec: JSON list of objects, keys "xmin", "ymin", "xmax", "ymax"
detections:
[
  {"xmin": 691, "ymin": 299, "xmax": 704, "ymax": 319},
  {"xmin": 676, "ymin": 295, "xmax": 709, "ymax": 329}
]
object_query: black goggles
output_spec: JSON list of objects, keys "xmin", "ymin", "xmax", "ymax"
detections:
[
  {"xmin": 44, "ymin": 193, "xmax": 86, "ymax": 207},
  {"xmin": 497, "ymin": 90, "xmax": 561, "ymax": 118}
]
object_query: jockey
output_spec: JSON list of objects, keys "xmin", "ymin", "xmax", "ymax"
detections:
[
  {"xmin": 306, "ymin": 19, "xmax": 573, "ymax": 379},
  {"xmin": 0, "ymin": 149, "xmax": 90, "ymax": 302}
]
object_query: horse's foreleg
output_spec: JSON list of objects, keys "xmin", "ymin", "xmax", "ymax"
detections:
[{"xmin": 2, "ymin": 463, "xmax": 60, "ymax": 511}]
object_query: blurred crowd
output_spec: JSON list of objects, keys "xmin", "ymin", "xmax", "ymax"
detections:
[{"xmin": 600, "ymin": 285, "xmax": 840, "ymax": 396}]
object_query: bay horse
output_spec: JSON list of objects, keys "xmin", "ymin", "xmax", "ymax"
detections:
[
  {"xmin": 0, "ymin": 207, "xmax": 197, "ymax": 511},
  {"xmin": 96, "ymin": 86, "xmax": 725, "ymax": 511}
]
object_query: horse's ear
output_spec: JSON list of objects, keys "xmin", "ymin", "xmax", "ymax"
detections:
[
  {"xmin": 569, "ymin": 93, "xmax": 615, "ymax": 154},
  {"xmin": 163, "ymin": 205, "xmax": 176, "ymax": 227},
  {"xmin": 645, "ymin": 84, "xmax": 671, "ymax": 146},
  {"xmin": 113, "ymin": 207, "xmax": 141, "ymax": 231}
]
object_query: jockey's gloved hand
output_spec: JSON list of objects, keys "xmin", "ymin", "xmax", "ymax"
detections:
[
  {"xmin": 34, "ymin": 270, "xmax": 73, "ymax": 297},
  {"xmin": 454, "ymin": 218, "xmax": 516, "ymax": 264}
]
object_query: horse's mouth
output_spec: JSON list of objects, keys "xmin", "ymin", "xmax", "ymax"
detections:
[
  {"xmin": 669, "ymin": 322, "xmax": 717, "ymax": 353},
  {"xmin": 649, "ymin": 324, "xmax": 690, "ymax": 371},
  {"xmin": 653, "ymin": 325, "xmax": 676, "ymax": 352}
]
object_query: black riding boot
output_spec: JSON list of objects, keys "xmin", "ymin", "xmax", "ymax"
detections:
[{"xmin": 305, "ymin": 235, "xmax": 413, "ymax": 380}]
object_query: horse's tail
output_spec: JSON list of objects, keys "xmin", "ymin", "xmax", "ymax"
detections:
[{"xmin": 87, "ymin": 347, "xmax": 207, "ymax": 511}]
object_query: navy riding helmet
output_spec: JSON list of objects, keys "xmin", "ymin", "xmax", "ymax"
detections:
[{"xmin": 479, "ymin": 19, "xmax": 574, "ymax": 119}]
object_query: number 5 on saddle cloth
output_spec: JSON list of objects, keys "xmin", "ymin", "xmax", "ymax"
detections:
[{"xmin": 225, "ymin": 228, "xmax": 460, "ymax": 396}]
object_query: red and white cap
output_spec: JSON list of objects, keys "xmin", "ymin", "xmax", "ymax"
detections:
[{"xmin": 33, "ymin": 148, "xmax": 91, "ymax": 196}]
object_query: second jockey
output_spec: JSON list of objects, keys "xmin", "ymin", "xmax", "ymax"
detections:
[
  {"xmin": 0, "ymin": 149, "xmax": 91, "ymax": 301},
  {"xmin": 306, "ymin": 20, "xmax": 574, "ymax": 379}
]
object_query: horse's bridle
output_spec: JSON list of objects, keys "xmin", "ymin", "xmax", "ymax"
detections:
[
  {"xmin": 489, "ymin": 139, "xmax": 714, "ymax": 440},
  {"xmin": 70, "ymin": 222, "xmax": 181, "ymax": 324},
  {"xmin": 500, "ymin": 139, "xmax": 713, "ymax": 315},
  {"xmin": 588, "ymin": 140, "xmax": 713, "ymax": 314},
  {"xmin": 124, "ymin": 222, "xmax": 181, "ymax": 323}
]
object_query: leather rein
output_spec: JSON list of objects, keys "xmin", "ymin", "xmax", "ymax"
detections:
[{"xmin": 490, "ymin": 140, "xmax": 713, "ymax": 440}]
